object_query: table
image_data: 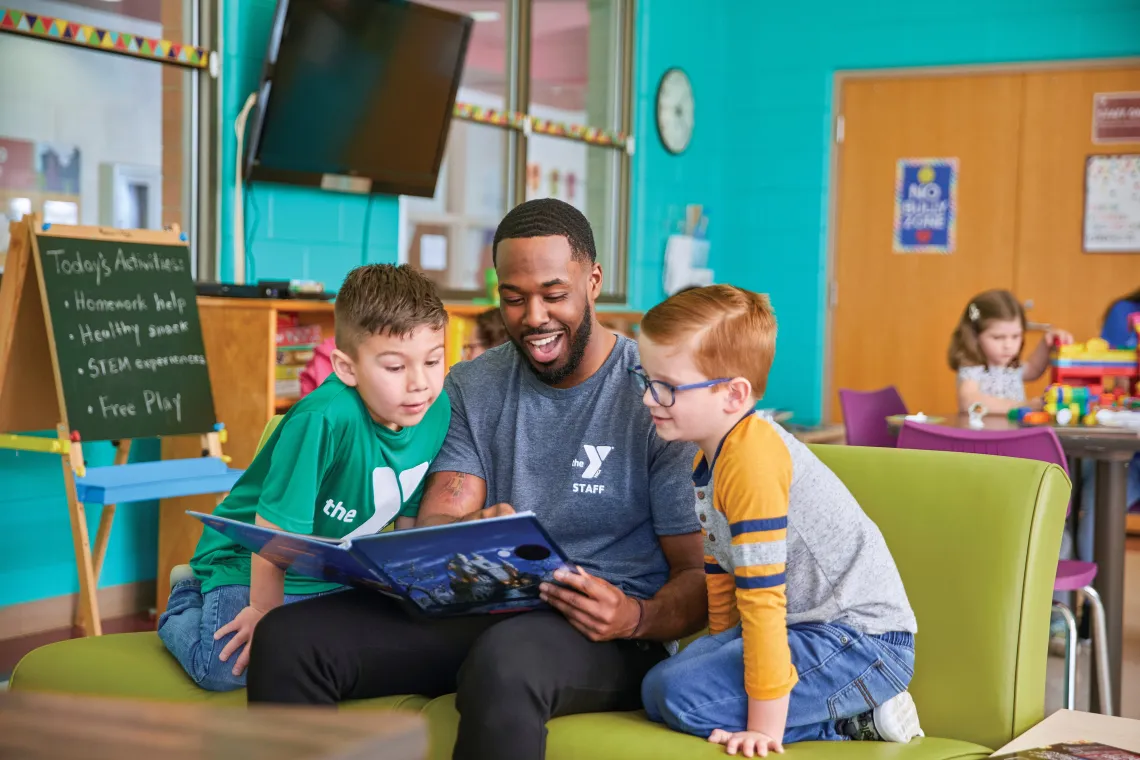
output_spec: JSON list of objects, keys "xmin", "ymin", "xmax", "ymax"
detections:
[
  {"xmin": 887, "ymin": 415, "xmax": 1139, "ymax": 714},
  {"xmin": 0, "ymin": 691, "xmax": 427, "ymax": 760},
  {"xmin": 991, "ymin": 709, "xmax": 1140, "ymax": 755},
  {"xmin": 785, "ymin": 423, "xmax": 847, "ymax": 445}
]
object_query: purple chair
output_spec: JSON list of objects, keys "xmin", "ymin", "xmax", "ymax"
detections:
[
  {"xmin": 838, "ymin": 386, "xmax": 908, "ymax": 447},
  {"xmin": 897, "ymin": 421, "xmax": 1113, "ymax": 715}
]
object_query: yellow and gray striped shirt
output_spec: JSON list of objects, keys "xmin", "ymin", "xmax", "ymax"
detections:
[{"xmin": 693, "ymin": 413, "xmax": 916, "ymax": 701}]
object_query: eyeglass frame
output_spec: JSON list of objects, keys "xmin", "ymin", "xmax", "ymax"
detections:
[{"xmin": 627, "ymin": 365, "xmax": 733, "ymax": 408}]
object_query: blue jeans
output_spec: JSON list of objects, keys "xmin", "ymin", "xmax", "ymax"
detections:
[
  {"xmin": 157, "ymin": 579, "xmax": 324, "ymax": 692},
  {"xmin": 642, "ymin": 622, "xmax": 915, "ymax": 743}
]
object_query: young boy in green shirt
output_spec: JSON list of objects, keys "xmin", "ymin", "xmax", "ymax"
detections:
[{"xmin": 158, "ymin": 264, "xmax": 452, "ymax": 691}]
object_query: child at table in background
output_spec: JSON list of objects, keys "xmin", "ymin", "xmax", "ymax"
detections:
[
  {"xmin": 948, "ymin": 289, "xmax": 1072, "ymax": 416},
  {"xmin": 638, "ymin": 285, "xmax": 923, "ymax": 757},
  {"xmin": 1100, "ymin": 287, "xmax": 1140, "ymax": 350},
  {"xmin": 158, "ymin": 264, "xmax": 452, "ymax": 691},
  {"xmin": 1072, "ymin": 287, "xmax": 1140, "ymax": 565}
]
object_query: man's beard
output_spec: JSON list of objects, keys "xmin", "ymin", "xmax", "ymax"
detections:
[{"xmin": 514, "ymin": 303, "xmax": 593, "ymax": 386}]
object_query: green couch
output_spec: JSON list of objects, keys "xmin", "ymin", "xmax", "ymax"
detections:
[{"xmin": 10, "ymin": 444, "xmax": 1068, "ymax": 760}]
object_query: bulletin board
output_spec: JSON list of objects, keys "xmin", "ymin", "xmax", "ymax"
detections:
[{"xmin": 1083, "ymin": 154, "xmax": 1140, "ymax": 253}]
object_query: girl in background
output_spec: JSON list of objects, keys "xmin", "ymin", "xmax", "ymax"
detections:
[{"xmin": 947, "ymin": 289, "xmax": 1072, "ymax": 415}]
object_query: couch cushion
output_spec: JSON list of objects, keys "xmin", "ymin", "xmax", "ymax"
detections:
[
  {"xmin": 419, "ymin": 694, "xmax": 990, "ymax": 760},
  {"xmin": 9, "ymin": 632, "xmax": 427, "ymax": 712}
]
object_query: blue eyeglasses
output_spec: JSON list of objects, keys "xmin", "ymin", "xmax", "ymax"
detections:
[{"xmin": 628, "ymin": 366, "xmax": 732, "ymax": 407}]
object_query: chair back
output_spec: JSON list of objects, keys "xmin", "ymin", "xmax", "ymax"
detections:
[
  {"xmin": 838, "ymin": 386, "xmax": 907, "ymax": 447},
  {"xmin": 256, "ymin": 415, "xmax": 284, "ymax": 454},
  {"xmin": 813, "ymin": 444, "xmax": 1068, "ymax": 750},
  {"xmin": 897, "ymin": 421, "xmax": 1071, "ymax": 512}
]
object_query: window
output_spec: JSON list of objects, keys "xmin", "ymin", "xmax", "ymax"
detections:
[
  {"xmin": 400, "ymin": 0, "xmax": 633, "ymax": 301},
  {"xmin": 0, "ymin": 0, "xmax": 218, "ymax": 277}
]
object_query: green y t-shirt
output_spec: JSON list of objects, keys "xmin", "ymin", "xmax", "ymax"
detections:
[{"xmin": 191, "ymin": 375, "xmax": 451, "ymax": 594}]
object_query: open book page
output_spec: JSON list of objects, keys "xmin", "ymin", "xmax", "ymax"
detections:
[
  {"xmin": 347, "ymin": 512, "xmax": 573, "ymax": 616},
  {"xmin": 992, "ymin": 743, "xmax": 1140, "ymax": 760},
  {"xmin": 191, "ymin": 511, "xmax": 574, "ymax": 616}
]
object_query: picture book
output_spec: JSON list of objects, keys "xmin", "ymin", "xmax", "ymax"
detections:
[
  {"xmin": 189, "ymin": 510, "xmax": 573, "ymax": 617},
  {"xmin": 991, "ymin": 742, "xmax": 1139, "ymax": 760}
]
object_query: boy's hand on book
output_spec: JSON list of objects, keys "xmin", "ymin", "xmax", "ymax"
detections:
[
  {"xmin": 460, "ymin": 503, "xmax": 516, "ymax": 522},
  {"xmin": 539, "ymin": 565, "xmax": 641, "ymax": 642},
  {"xmin": 215, "ymin": 604, "xmax": 266, "ymax": 677},
  {"xmin": 708, "ymin": 729, "xmax": 783, "ymax": 758}
]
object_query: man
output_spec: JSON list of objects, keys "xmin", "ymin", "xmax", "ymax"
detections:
[{"xmin": 247, "ymin": 198, "xmax": 707, "ymax": 760}]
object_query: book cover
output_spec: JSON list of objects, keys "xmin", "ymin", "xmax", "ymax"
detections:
[
  {"xmin": 992, "ymin": 742, "xmax": 1139, "ymax": 760},
  {"xmin": 190, "ymin": 511, "xmax": 572, "ymax": 617},
  {"xmin": 192, "ymin": 512, "xmax": 399, "ymax": 596}
]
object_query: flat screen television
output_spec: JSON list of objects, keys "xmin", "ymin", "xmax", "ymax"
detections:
[{"xmin": 244, "ymin": 0, "xmax": 473, "ymax": 197}]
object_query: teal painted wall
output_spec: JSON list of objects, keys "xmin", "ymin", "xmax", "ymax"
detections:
[
  {"xmin": 218, "ymin": 0, "xmax": 400, "ymax": 288},
  {"xmin": 713, "ymin": 0, "xmax": 1140, "ymax": 424},
  {"xmin": 628, "ymin": 1, "xmax": 729, "ymax": 311},
  {"xmin": 0, "ymin": 439, "xmax": 160, "ymax": 607}
]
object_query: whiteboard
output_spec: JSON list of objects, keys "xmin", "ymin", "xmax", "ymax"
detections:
[{"xmin": 1083, "ymin": 154, "xmax": 1140, "ymax": 253}]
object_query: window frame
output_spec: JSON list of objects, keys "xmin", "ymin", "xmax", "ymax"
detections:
[
  {"xmin": 404, "ymin": 0, "xmax": 635, "ymax": 304},
  {"xmin": 0, "ymin": 1, "xmax": 220, "ymax": 281}
]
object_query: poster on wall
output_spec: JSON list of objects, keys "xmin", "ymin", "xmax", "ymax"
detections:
[
  {"xmin": 1092, "ymin": 92, "xmax": 1140, "ymax": 144},
  {"xmin": 1083, "ymin": 154, "xmax": 1140, "ymax": 253},
  {"xmin": 893, "ymin": 158, "xmax": 958, "ymax": 254}
]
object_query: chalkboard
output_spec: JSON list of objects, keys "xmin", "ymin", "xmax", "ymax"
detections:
[{"xmin": 32, "ymin": 231, "xmax": 217, "ymax": 441}]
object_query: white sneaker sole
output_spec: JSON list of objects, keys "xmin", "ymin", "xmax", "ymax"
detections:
[
  {"xmin": 169, "ymin": 563, "xmax": 195, "ymax": 586},
  {"xmin": 873, "ymin": 691, "xmax": 924, "ymax": 743}
]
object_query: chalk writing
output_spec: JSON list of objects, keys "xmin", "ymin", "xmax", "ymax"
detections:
[
  {"xmin": 73, "ymin": 290, "xmax": 148, "ymax": 312},
  {"xmin": 134, "ymin": 354, "xmax": 207, "ymax": 373},
  {"xmin": 77, "ymin": 321, "xmax": 141, "ymax": 347},
  {"xmin": 149, "ymin": 320, "xmax": 190, "ymax": 339},
  {"xmin": 144, "ymin": 390, "xmax": 182, "ymax": 422},
  {"xmin": 45, "ymin": 248, "xmax": 112, "ymax": 285}
]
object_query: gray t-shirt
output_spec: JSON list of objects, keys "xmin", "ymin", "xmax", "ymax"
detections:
[{"xmin": 429, "ymin": 336, "xmax": 700, "ymax": 599}]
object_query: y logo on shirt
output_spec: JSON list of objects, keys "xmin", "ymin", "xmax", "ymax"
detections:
[
  {"xmin": 343, "ymin": 462, "xmax": 431, "ymax": 538},
  {"xmin": 572, "ymin": 444, "xmax": 612, "ymax": 494}
]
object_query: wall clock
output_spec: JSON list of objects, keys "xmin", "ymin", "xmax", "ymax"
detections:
[{"xmin": 656, "ymin": 67, "xmax": 694, "ymax": 155}]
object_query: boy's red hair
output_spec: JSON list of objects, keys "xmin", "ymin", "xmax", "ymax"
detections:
[{"xmin": 641, "ymin": 285, "xmax": 777, "ymax": 399}]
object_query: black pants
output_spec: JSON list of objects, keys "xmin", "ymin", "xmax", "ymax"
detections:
[{"xmin": 246, "ymin": 589, "xmax": 667, "ymax": 760}]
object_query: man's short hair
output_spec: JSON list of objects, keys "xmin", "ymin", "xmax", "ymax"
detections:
[
  {"xmin": 640, "ymin": 285, "xmax": 777, "ymax": 399},
  {"xmin": 492, "ymin": 198, "xmax": 597, "ymax": 265},
  {"xmin": 334, "ymin": 264, "xmax": 447, "ymax": 355}
]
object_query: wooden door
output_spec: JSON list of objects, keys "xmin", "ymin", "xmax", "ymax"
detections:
[
  {"xmin": 1014, "ymin": 67, "xmax": 1140, "ymax": 400},
  {"xmin": 829, "ymin": 74, "xmax": 1026, "ymax": 420}
]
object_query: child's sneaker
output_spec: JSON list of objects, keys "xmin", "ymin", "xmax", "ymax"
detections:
[
  {"xmin": 837, "ymin": 691, "xmax": 924, "ymax": 743},
  {"xmin": 170, "ymin": 563, "xmax": 195, "ymax": 586}
]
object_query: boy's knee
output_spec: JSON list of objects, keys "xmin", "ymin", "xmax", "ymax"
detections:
[
  {"xmin": 194, "ymin": 659, "xmax": 246, "ymax": 692},
  {"xmin": 640, "ymin": 663, "xmax": 667, "ymax": 722}
]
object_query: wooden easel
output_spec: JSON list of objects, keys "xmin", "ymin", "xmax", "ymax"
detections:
[{"xmin": 0, "ymin": 216, "xmax": 231, "ymax": 636}]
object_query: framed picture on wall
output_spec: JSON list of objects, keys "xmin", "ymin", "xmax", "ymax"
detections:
[{"xmin": 1082, "ymin": 154, "xmax": 1140, "ymax": 253}]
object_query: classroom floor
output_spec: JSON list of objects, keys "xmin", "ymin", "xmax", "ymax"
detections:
[
  {"xmin": 1045, "ymin": 538, "xmax": 1140, "ymax": 719},
  {"xmin": 3, "ymin": 543, "xmax": 1140, "ymax": 720}
]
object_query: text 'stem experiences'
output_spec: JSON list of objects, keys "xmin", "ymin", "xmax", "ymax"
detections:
[{"xmin": 37, "ymin": 237, "xmax": 218, "ymax": 441}]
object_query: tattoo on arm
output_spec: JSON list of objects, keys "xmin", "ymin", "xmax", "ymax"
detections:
[
  {"xmin": 417, "ymin": 470, "xmax": 488, "ymax": 525},
  {"xmin": 445, "ymin": 472, "xmax": 467, "ymax": 500}
]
